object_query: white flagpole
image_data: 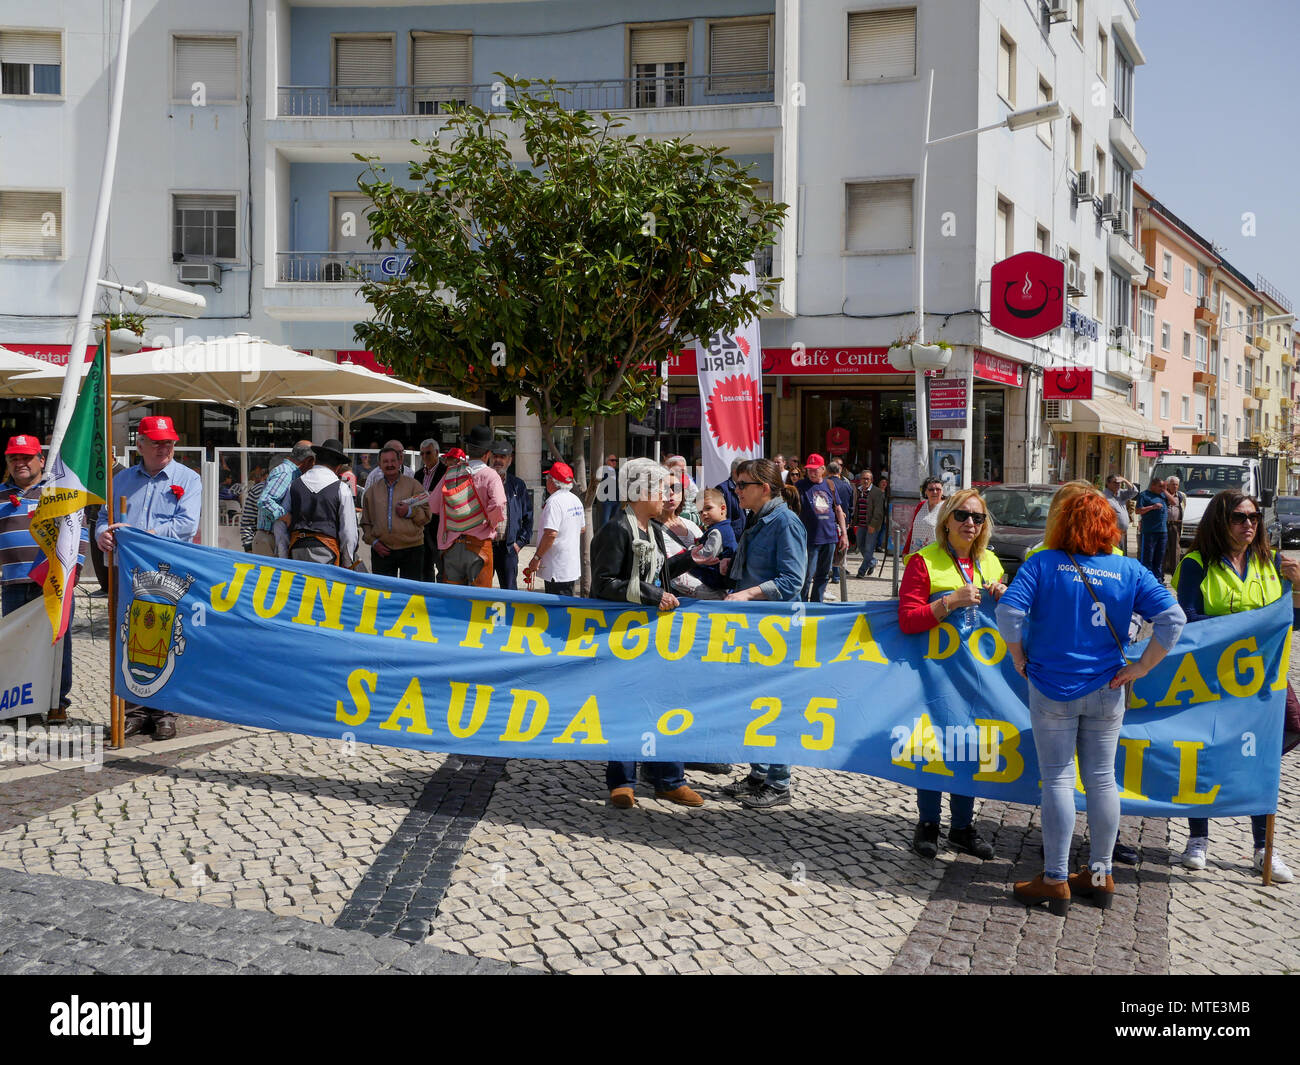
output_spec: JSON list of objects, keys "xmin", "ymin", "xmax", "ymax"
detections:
[{"xmin": 47, "ymin": 0, "xmax": 133, "ymax": 462}]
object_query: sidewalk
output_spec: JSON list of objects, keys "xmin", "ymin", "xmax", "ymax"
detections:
[{"xmin": 1, "ymin": 566, "xmax": 1297, "ymax": 975}]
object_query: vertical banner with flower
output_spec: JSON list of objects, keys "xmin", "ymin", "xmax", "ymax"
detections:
[{"xmin": 696, "ymin": 262, "xmax": 764, "ymax": 490}]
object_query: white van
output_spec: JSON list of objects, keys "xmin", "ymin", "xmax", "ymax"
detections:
[{"xmin": 1148, "ymin": 456, "xmax": 1271, "ymax": 546}]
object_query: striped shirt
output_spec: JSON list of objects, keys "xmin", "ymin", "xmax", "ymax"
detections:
[
  {"xmin": 240, "ymin": 481, "xmax": 266, "ymax": 547},
  {"xmin": 0, "ymin": 481, "xmax": 89, "ymax": 587}
]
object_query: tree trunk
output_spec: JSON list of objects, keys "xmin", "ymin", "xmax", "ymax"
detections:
[{"xmin": 578, "ymin": 417, "xmax": 607, "ymax": 598}]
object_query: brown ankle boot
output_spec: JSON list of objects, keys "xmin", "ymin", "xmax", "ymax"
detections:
[
  {"xmin": 1067, "ymin": 865, "xmax": 1115, "ymax": 909},
  {"xmin": 1013, "ymin": 874, "xmax": 1070, "ymax": 916}
]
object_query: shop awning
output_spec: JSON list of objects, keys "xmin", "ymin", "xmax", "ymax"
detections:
[{"xmin": 1051, "ymin": 394, "xmax": 1163, "ymax": 443}]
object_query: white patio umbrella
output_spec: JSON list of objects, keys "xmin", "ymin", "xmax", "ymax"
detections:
[
  {"xmin": 293, "ymin": 383, "xmax": 486, "ymax": 445},
  {"xmin": 0, "ymin": 346, "xmax": 63, "ymax": 386},
  {"xmin": 2, "ymin": 348, "xmax": 161, "ymax": 414}
]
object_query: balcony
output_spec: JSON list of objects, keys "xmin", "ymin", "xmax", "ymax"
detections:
[
  {"xmin": 1142, "ymin": 268, "xmax": 1168, "ymax": 299},
  {"xmin": 1109, "ymin": 114, "xmax": 1148, "ymax": 170},
  {"xmin": 1254, "ymin": 385, "xmax": 1271, "ymax": 400},
  {"xmin": 1254, "ymin": 335, "xmax": 1272, "ymax": 351},
  {"xmin": 1192, "ymin": 370, "xmax": 1216, "ymax": 394},
  {"xmin": 1106, "ymin": 341, "xmax": 1143, "ymax": 381},
  {"xmin": 1194, "ymin": 299, "xmax": 1219, "ymax": 331},
  {"xmin": 1243, "ymin": 394, "xmax": 1260, "ymax": 411},
  {"xmin": 1108, "ymin": 232, "xmax": 1146, "ymax": 281},
  {"xmin": 1243, "ymin": 343, "xmax": 1255, "ymax": 359},
  {"xmin": 1281, "ymin": 396, "xmax": 1293, "ymax": 410},
  {"xmin": 269, "ymin": 73, "xmax": 782, "ymax": 159},
  {"xmin": 1145, "ymin": 351, "xmax": 1167, "ymax": 372}
]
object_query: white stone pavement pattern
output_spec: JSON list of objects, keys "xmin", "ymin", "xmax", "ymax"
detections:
[{"xmin": 1, "ymin": 568, "xmax": 1298, "ymax": 974}]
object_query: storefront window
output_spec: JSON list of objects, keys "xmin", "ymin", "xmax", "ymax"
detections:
[
  {"xmin": 802, "ymin": 390, "xmax": 914, "ymax": 474},
  {"xmin": 972, "ymin": 391, "xmax": 1005, "ymax": 483}
]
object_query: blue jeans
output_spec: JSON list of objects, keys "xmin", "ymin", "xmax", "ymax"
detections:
[
  {"xmin": 802, "ymin": 542, "xmax": 835, "ymax": 602},
  {"xmin": 1029, "ymin": 679, "xmax": 1125, "ymax": 880},
  {"xmin": 606, "ymin": 761, "xmax": 685, "ymax": 791},
  {"xmin": 1188, "ymin": 816, "xmax": 1269, "ymax": 849},
  {"xmin": 2, "ymin": 582, "xmax": 73, "ymax": 709},
  {"xmin": 748, "ymin": 762, "xmax": 791, "ymax": 793},
  {"xmin": 916, "ymin": 789, "xmax": 974, "ymax": 829},
  {"xmin": 1139, "ymin": 527, "xmax": 1166, "ymax": 582}
]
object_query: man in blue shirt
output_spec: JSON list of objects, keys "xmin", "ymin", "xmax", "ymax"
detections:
[
  {"xmin": 795, "ymin": 453, "xmax": 848, "ymax": 602},
  {"xmin": 96, "ymin": 416, "xmax": 202, "ymax": 740},
  {"xmin": 254, "ymin": 440, "xmax": 313, "ymax": 557},
  {"xmin": 489, "ymin": 441, "xmax": 534, "ymax": 591},
  {"xmin": 1135, "ymin": 474, "xmax": 1168, "ymax": 582}
]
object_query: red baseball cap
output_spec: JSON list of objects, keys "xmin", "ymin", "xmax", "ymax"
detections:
[
  {"xmin": 5, "ymin": 435, "xmax": 41, "ymax": 456},
  {"xmin": 137, "ymin": 415, "xmax": 179, "ymax": 442},
  {"xmin": 545, "ymin": 461, "xmax": 574, "ymax": 485},
  {"xmin": 804, "ymin": 453, "xmax": 826, "ymax": 468}
]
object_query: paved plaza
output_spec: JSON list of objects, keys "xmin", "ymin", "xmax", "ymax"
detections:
[{"xmin": 1, "ymin": 564, "xmax": 1297, "ymax": 975}]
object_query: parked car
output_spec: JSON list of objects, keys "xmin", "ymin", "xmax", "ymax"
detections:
[
  {"xmin": 1268, "ymin": 496, "xmax": 1300, "ymax": 549},
  {"xmin": 981, "ymin": 484, "xmax": 1057, "ymax": 577}
]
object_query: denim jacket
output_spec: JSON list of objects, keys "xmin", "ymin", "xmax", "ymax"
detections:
[{"xmin": 729, "ymin": 499, "xmax": 808, "ymax": 602}]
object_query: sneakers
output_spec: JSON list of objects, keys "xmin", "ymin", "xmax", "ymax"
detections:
[
  {"xmin": 912, "ymin": 821, "xmax": 940, "ymax": 859},
  {"xmin": 1013, "ymin": 874, "xmax": 1070, "ymax": 916},
  {"xmin": 738, "ymin": 784, "xmax": 791, "ymax": 810},
  {"xmin": 1180, "ymin": 836, "xmax": 1209, "ymax": 870},
  {"xmin": 948, "ymin": 825, "xmax": 995, "ymax": 860},
  {"xmin": 654, "ymin": 785, "xmax": 704, "ymax": 808},
  {"xmin": 721, "ymin": 775, "xmax": 765, "ymax": 798},
  {"xmin": 1253, "ymin": 848, "xmax": 1294, "ymax": 884}
]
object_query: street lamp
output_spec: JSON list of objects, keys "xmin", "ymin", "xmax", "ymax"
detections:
[{"xmin": 900, "ymin": 68, "xmax": 1064, "ymax": 486}]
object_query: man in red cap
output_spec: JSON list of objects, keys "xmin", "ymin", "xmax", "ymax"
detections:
[
  {"xmin": 794, "ymin": 452, "xmax": 848, "ymax": 603},
  {"xmin": 1, "ymin": 435, "xmax": 87, "ymax": 723},
  {"xmin": 96, "ymin": 415, "xmax": 202, "ymax": 740},
  {"xmin": 523, "ymin": 461, "xmax": 585, "ymax": 595},
  {"xmin": 428, "ymin": 424, "xmax": 507, "ymax": 587}
]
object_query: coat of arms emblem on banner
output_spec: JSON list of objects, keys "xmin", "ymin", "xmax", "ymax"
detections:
[{"xmin": 120, "ymin": 563, "xmax": 195, "ymax": 700}]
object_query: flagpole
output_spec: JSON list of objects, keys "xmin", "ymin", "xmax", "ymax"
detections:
[
  {"xmin": 48, "ymin": 0, "xmax": 132, "ymax": 462},
  {"xmin": 104, "ymin": 327, "xmax": 124, "ymax": 750}
]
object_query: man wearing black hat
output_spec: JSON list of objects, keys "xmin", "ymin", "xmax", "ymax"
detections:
[
  {"xmin": 429, "ymin": 424, "xmax": 508, "ymax": 588},
  {"xmin": 288, "ymin": 439, "xmax": 359, "ymax": 568},
  {"xmin": 489, "ymin": 441, "xmax": 532, "ymax": 591}
]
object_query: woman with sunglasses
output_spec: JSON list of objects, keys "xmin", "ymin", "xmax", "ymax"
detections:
[
  {"xmin": 1172, "ymin": 489, "xmax": 1300, "ymax": 882},
  {"xmin": 903, "ymin": 477, "xmax": 946, "ymax": 556},
  {"xmin": 897, "ymin": 488, "xmax": 1006, "ymax": 860}
]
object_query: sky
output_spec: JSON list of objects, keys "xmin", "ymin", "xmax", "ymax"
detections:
[{"xmin": 1136, "ymin": 1, "xmax": 1299, "ymax": 312}]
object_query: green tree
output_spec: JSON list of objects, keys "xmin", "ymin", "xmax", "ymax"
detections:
[{"xmin": 354, "ymin": 76, "xmax": 784, "ymax": 500}]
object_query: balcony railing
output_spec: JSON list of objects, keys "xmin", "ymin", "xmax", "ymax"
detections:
[{"xmin": 277, "ymin": 72, "xmax": 776, "ymax": 118}]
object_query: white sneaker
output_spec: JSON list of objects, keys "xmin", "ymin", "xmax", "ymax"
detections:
[
  {"xmin": 1253, "ymin": 848, "xmax": 1294, "ymax": 884},
  {"xmin": 1180, "ymin": 836, "xmax": 1209, "ymax": 870}
]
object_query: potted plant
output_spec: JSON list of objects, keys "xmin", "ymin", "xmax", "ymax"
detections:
[{"xmin": 95, "ymin": 312, "xmax": 147, "ymax": 353}]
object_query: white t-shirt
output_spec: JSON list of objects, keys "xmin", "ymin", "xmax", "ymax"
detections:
[{"xmin": 538, "ymin": 486, "xmax": 586, "ymax": 581}]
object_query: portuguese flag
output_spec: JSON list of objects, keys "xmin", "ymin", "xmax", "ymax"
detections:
[{"xmin": 29, "ymin": 341, "xmax": 108, "ymax": 641}]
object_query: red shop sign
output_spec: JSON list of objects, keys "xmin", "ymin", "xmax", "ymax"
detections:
[
  {"xmin": 667, "ymin": 346, "xmax": 902, "ymax": 376},
  {"xmin": 1044, "ymin": 367, "xmax": 1094, "ymax": 400},
  {"xmin": 972, "ymin": 349, "xmax": 1024, "ymax": 387},
  {"xmin": 990, "ymin": 251, "xmax": 1066, "ymax": 341}
]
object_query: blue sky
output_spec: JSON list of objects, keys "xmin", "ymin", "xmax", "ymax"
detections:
[{"xmin": 1137, "ymin": 2, "xmax": 1298, "ymax": 312}]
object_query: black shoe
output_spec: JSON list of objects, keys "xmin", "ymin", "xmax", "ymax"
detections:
[
  {"xmin": 685, "ymin": 763, "xmax": 732, "ymax": 775},
  {"xmin": 721, "ymin": 775, "xmax": 764, "ymax": 798},
  {"xmin": 739, "ymin": 784, "xmax": 791, "ymax": 810},
  {"xmin": 948, "ymin": 825, "xmax": 995, "ymax": 860},
  {"xmin": 152, "ymin": 719, "xmax": 177, "ymax": 741},
  {"xmin": 87, "ymin": 587, "xmax": 108, "ymax": 598},
  {"xmin": 123, "ymin": 716, "xmax": 154, "ymax": 738},
  {"xmin": 912, "ymin": 821, "xmax": 940, "ymax": 859},
  {"xmin": 1112, "ymin": 841, "xmax": 1140, "ymax": 865}
]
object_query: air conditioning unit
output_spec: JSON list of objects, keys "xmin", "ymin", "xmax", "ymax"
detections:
[
  {"xmin": 177, "ymin": 262, "xmax": 221, "ymax": 287},
  {"xmin": 320, "ymin": 258, "xmax": 346, "ymax": 283},
  {"xmin": 1048, "ymin": 2, "xmax": 1072, "ymax": 23},
  {"xmin": 1100, "ymin": 193, "xmax": 1120, "ymax": 222},
  {"xmin": 1113, "ymin": 214, "xmax": 1130, "ymax": 239},
  {"xmin": 1073, "ymin": 171, "xmax": 1093, "ymax": 202},
  {"xmin": 1046, "ymin": 399, "xmax": 1073, "ymax": 422},
  {"xmin": 1066, "ymin": 262, "xmax": 1083, "ymax": 296}
]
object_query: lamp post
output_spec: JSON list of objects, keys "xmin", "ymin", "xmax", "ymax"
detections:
[{"xmin": 900, "ymin": 68, "xmax": 1064, "ymax": 487}]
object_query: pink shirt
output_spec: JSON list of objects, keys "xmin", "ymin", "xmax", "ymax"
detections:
[{"xmin": 429, "ymin": 460, "xmax": 508, "ymax": 551}]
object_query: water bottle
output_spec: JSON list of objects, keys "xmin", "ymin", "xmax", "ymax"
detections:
[{"xmin": 963, "ymin": 603, "xmax": 977, "ymax": 630}]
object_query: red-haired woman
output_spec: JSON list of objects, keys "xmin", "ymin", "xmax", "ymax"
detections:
[{"xmin": 997, "ymin": 493, "xmax": 1185, "ymax": 915}]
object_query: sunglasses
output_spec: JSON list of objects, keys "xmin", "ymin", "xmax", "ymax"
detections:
[
  {"xmin": 1230, "ymin": 512, "xmax": 1261, "ymax": 526},
  {"xmin": 951, "ymin": 509, "xmax": 986, "ymax": 526},
  {"xmin": 734, "ymin": 480, "xmax": 762, "ymax": 489}
]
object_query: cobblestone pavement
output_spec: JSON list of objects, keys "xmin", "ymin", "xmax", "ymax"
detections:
[{"xmin": 1, "ymin": 571, "xmax": 1298, "ymax": 974}]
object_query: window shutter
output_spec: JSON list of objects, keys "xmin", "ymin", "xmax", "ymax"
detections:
[
  {"xmin": 174, "ymin": 37, "xmax": 238, "ymax": 101},
  {"xmin": 174, "ymin": 194, "xmax": 236, "ymax": 213},
  {"xmin": 334, "ymin": 36, "xmax": 395, "ymax": 104},
  {"xmin": 630, "ymin": 26, "xmax": 688, "ymax": 67},
  {"xmin": 0, "ymin": 31, "xmax": 60, "ymax": 65},
  {"xmin": 845, "ymin": 181, "xmax": 913, "ymax": 253},
  {"xmin": 412, "ymin": 32, "xmax": 470, "ymax": 107},
  {"xmin": 0, "ymin": 190, "xmax": 62, "ymax": 257},
  {"xmin": 847, "ymin": 10, "xmax": 916, "ymax": 81},
  {"xmin": 708, "ymin": 20, "xmax": 770, "ymax": 91}
]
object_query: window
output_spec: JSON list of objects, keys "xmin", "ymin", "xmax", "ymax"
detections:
[
  {"xmin": 995, "ymin": 196, "xmax": 1013, "ymax": 261},
  {"xmin": 1184, "ymin": 265, "xmax": 1193, "ymax": 295},
  {"xmin": 1182, "ymin": 332, "xmax": 1191, "ymax": 360},
  {"xmin": 1093, "ymin": 269, "xmax": 1104, "ymax": 322},
  {"xmin": 1097, "ymin": 28, "xmax": 1108, "ymax": 80},
  {"xmin": 0, "ymin": 189, "xmax": 63, "ymax": 258},
  {"xmin": 844, "ymin": 180, "xmax": 913, "ymax": 253},
  {"xmin": 1266, "ymin": 363, "xmax": 1271, "ymax": 383},
  {"xmin": 332, "ymin": 34, "xmax": 396, "ymax": 106},
  {"xmin": 1036, "ymin": 77, "xmax": 1053, "ymax": 147},
  {"xmin": 1223, "ymin": 413, "xmax": 1228, "ymax": 437},
  {"xmin": 709, "ymin": 18, "xmax": 773, "ymax": 92},
  {"xmin": 629, "ymin": 25, "xmax": 688, "ymax": 107},
  {"xmin": 0, "ymin": 30, "xmax": 61, "ymax": 96},
  {"xmin": 1161, "ymin": 321, "xmax": 1170, "ymax": 351},
  {"xmin": 997, "ymin": 31, "xmax": 1015, "ymax": 105},
  {"xmin": 1070, "ymin": 114, "xmax": 1083, "ymax": 172},
  {"xmin": 1195, "ymin": 325, "xmax": 1207, "ymax": 370},
  {"xmin": 1237, "ymin": 363, "xmax": 1242, "ymax": 385},
  {"xmin": 1073, "ymin": 0, "xmax": 1085, "ymax": 43},
  {"xmin": 1235, "ymin": 417, "xmax": 1241, "ymax": 438},
  {"xmin": 1197, "ymin": 267, "xmax": 1207, "ymax": 301},
  {"xmin": 1139, "ymin": 294, "xmax": 1155, "ymax": 354},
  {"xmin": 1114, "ymin": 43, "xmax": 1135, "ymax": 122},
  {"xmin": 1110, "ymin": 271, "xmax": 1131, "ymax": 331},
  {"xmin": 411, "ymin": 32, "xmax": 471, "ymax": 113},
  {"xmin": 1159, "ymin": 391, "xmax": 1169, "ymax": 420},
  {"xmin": 1181, "ymin": 396, "xmax": 1190, "ymax": 424},
  {"xmin": 1110, "ymin": 158, "xmax": 1131, "ymax": 217},
  {"xmin": 172, "ymin": 193, "xmax": 237, "ymax": 261},
  {"xmin": 1222, "ymin": 360, "xmax": 1229, "ymax": 383},
  {"xmin": 1162, "ymin": 252, "xmax": 1172, "ymax": 282},
  {"xmin": 172, "ymin": 35, "xmax": 239, "ymax": 103},
  {"xmin": 847, "ymin": 9, "xmax": 916, "ymax": 81},
  {"xmin": 1036, "ymin": 225, "xmax": 1050, "ymax": 256},
  {"xmin": 1068, "ymin": 249, "xmax": 1081, "ymax": 305}
]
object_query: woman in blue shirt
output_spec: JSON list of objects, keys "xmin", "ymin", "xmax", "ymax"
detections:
[{"xmin": 997, "ymin": 490, "xmax": 1185, "ymax": 915}]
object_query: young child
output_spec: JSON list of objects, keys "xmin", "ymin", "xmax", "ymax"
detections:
[{"xmin": 688, "ymin": 488, "xmax": 738, "ymax": 598}]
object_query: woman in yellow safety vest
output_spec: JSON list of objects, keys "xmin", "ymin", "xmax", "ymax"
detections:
[
  {"xmin": 1172, "ymin": 489, "xmax": 1300, "ymax": 883},
  {"xmin": 897, "ymin": 488, "xmax": 1006, "ymax": 861}
]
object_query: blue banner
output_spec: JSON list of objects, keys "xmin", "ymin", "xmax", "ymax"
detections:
[{"xmin": 114, "ymin": 529, "xmax": 1288, "ymax": 816}]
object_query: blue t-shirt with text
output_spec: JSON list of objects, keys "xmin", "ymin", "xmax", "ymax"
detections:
[{"xmin": 795, "ymin": 478, "xmax": 839, "ymax": 545}]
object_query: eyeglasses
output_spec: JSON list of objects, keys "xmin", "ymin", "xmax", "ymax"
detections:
[
  {"xmin": 951, "ymin": 509, "xmax": 986, "ymax": 526},
  {"xmin": 926, "ymin": 485, "xmax": 944, "ymax": 494},
  {"xmin": 734, "ymin": 480, "xmax": 762, "ymax": 489},
  {"xmin": 1230, "ymin": 512, "xmax": 1261, "ymax": 526}
]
